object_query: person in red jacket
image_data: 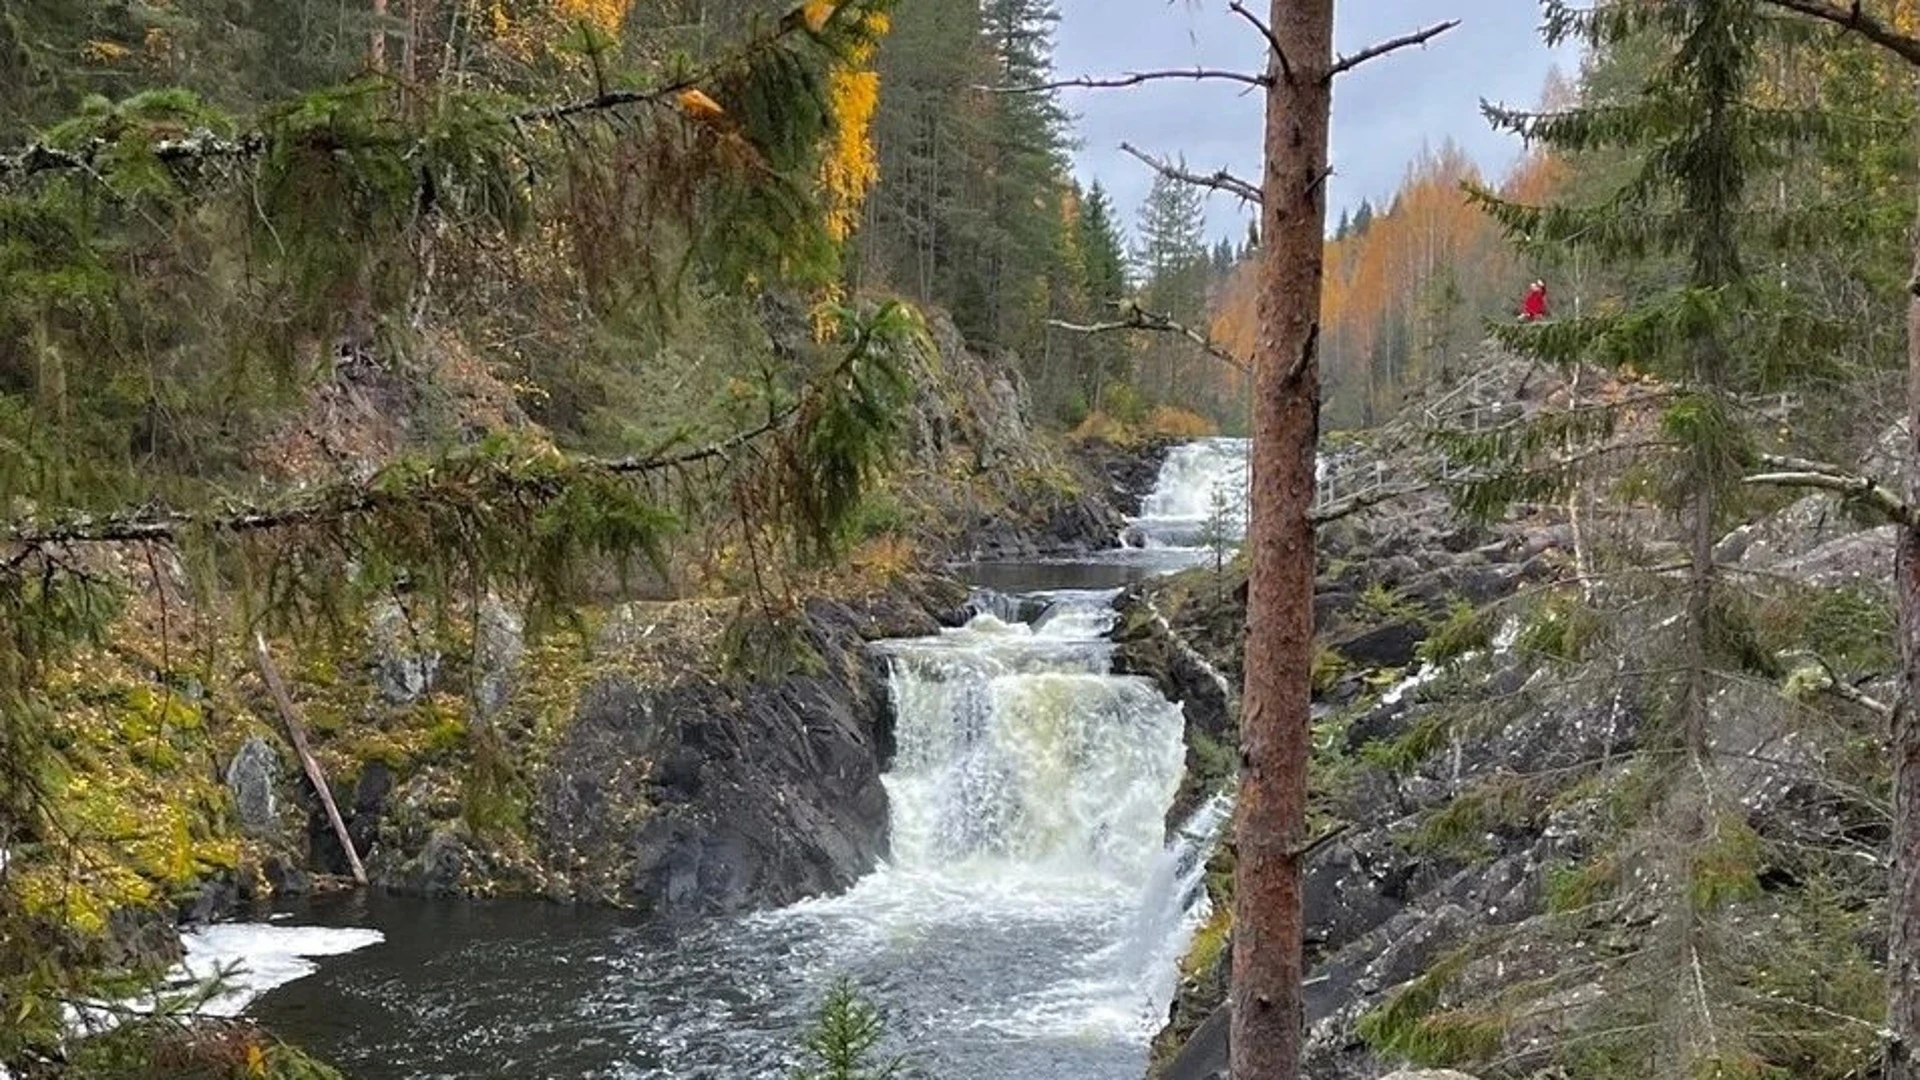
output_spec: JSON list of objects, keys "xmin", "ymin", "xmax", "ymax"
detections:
[{"xmin": 1520, "ymin": 279, "xmax": 1549, "ymax": 321}]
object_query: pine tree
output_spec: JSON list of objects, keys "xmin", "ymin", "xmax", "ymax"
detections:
[{"xmin": 1234, "ymin": 6, "xmax": 1334, "ymax": 1078}]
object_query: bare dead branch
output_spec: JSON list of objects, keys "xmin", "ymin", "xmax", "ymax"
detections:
[
  {"xmin": 1801, "ymin": 653, "xmax": 1898, "ymax": 720},
  {"xmin": 1049, "ymin": 302, "xmax": 1247, "ymax": 373},
  {"xmin": 1118, "ymin": 142, "xmax": 1262, "ymax": 204},
  {"xmin": 1290, "ymin": 822, "xmax": 1350, "ymax": 862},
  {"xmin": 1761, "ymin": 0, "xmax": 1920, "ymax": 67},
  {"xmin": 984, "ymin": 67, "xmax": 1270, "ymax": 95},
  {"xmin": 1309, "ymin": 483, "xmax": 1430, "ymax": 524},
  {"xmin": 1743, "ymin": 453, "xmax": 1917, "ymax": 528},
  {"xmin": 1326, "ymin": 20, "xmax": 1461, "ymax": 80},
  {"xmin": 1227, "ymin": 1, "xmax": 1291, "ymax": 82}
]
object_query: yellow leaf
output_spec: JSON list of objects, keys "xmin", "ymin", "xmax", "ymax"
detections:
[
  {"xmin": 803, "ymin": 0, "xmax": 836, "ymax": 33},
  {"xmin": 246, "ymin": 1044, "xmax": 268, "ymax": 1077},
  {"xmin": 81, "ymin": 39, "xmax": 132, "ymax": 63},
  {"xmin": 676, "ymin": 89, "xmax": 725, "ymax": 122}
]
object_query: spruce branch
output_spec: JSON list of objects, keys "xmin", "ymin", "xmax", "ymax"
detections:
[
  {"xmin": 1761, "ymin": 0, "xmax": 1920, "ymax": 67},
  {"xmin": 0, "ymin": 16, "xmax": 812, "ymax": 183},
  {"xmin": 1049, "ymin": 301, "xmax": 1247, "ymax": 374},
  {"xmin": 1118, "ymin": 142, "xmax": 1262, "ymax": 205},
  {"xmin": 0, "ymin": 415, "xmax": 790, "ymax": 548},
  {"xmin": 1327, "ymin": 20, "xmax": 1461, "ymax": 81}
]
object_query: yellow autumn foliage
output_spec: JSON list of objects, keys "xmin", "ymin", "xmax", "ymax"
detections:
[
  {"xmin": 551, "ymin": 0, "xmax": 629, "ymax": 35},
  {"xmin": 487, "ymin": 0, "xmax": 634, "ymax": 58},
  {"xmin": 81, "ymin": 39, "xmax": 132, "ymax": 63},
  {"xmin": 818, "ymin": 8, "xmax": 890, "ymax": 243}
]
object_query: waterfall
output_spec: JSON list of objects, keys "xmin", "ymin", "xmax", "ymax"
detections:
[
  {"xmin": 964, "ymin": 587, "xmax": 1047, "ymax": 626},
  {"xmin": 761, "ymin": 587, "xmax": 1209, "ymax": 1057},
  {"xmin": 241, "ymin": 440, "xmax": 1259, "ymax": 1080},
  {"xmin": 1121, "ymin": 793, "xmax": 1233, "ymax": 1004},
  {"xmin": 877, "ymin": 590, "xmax": 1185, "ymax": 881},
  {"xmin": 1128, "ymin": 438, "xmax": 1250, "ymax": 549}
]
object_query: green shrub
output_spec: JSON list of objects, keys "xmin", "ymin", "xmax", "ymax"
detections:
[{"xmin": 1419, "ymin": 600, "xmax": 1495, "ymax": 666}]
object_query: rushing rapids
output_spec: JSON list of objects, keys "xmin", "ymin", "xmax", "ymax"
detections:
[{"xmin": 248, "ymin": 441, "xmax": 1254, "ymax": 1078}]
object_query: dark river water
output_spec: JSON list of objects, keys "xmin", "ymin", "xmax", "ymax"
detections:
[{"xmin": 242, "ymin": 441, "xmax": 1252, "ymax": 1080}]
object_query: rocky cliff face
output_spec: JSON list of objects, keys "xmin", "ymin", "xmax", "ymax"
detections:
[
  {"xmin": 220, "ymin": 575, "xmax": 968, "ymax": 920},
  {"xmin": 526, "ymin": 589, "xmax": 958, "ymax": 915},
  {"xmin": 1129, "ymin": 417, "xmax": 1899, "ymax": 1079}
]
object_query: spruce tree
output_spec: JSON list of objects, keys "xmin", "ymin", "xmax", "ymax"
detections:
[
  {"xmin": 1350, "ymin": 198, "xmax": 1374, "ymax": 236},
  {"xmin": 1074, "ymin": 179, "xmax": 1132, "ymax": 412},
  {"xmin": 1431, "ymin": 1, "xmax": 1887, "ymax": 1074},
  {"xmin": 1133, "ymin": 165, "xmax": 1211, "ymax": 402},
  {"xmin": 975, "ymin": 0, "xmax": 1070, "ymax": 356}
]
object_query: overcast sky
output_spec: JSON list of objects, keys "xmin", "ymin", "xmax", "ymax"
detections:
[{"xmin": 1054, "ymin": 1, "xmax": 1580, "ymax": 244}]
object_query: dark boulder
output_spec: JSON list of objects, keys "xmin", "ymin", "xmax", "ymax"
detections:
[
  {"xmin": 533, "ymin": 597, "xmax": 904, "ymax": 916},
  {"xmin": 389, "ymin": 828, "xmax": 479, "ymax": 897},
  {"xmin": 1333, "ymin": 620, "xmax": 1425, "ymax": 670},
  {"xmin": 1071, "ymin": 436, "xmax": 1176, "ymax": 517}
]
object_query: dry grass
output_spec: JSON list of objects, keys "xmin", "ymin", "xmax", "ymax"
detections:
[
  {"xmin": 1144, "ymin": 405, "xmax": 1217, "ymax": 439},
  {"xmin": 1071, "ymin": 406, "xmax": 1218, "ymax": 445}
]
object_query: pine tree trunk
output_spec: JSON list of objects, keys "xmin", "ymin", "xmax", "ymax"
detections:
[
  {"xmin": 1231, "ymin": 3, "xmax": 1331, "ymax": 1078},
  {"xmin": 1889, "ymin": 84, "xmax": 1920, "ymax": 1075}
]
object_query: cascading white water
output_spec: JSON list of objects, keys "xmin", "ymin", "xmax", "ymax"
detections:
[
  {"xmin": 751, "ymin": 588, "xmax": 1208, "ymax": 1068},
  {"xmin": 1124, "ymin": 793, "xmax": 1233, "ymax": 1009},
  {"xmin": 1129, "ymin": 437, "xmax": 1250, "ymax": 549},
  {"xmin": 879, "ymin": 591, "xmax": 1185, "ymax": 879}
]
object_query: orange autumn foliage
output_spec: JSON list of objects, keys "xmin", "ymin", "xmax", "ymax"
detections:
[{"xmin": 1212, "ymin": 138, "xmax": 1566, "ymax": 427}]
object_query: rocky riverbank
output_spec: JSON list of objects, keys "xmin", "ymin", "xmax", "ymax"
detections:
[
  {"xmin": 1123, "ymin": 417, "xmax": 1901, "ymax": 1079},
  {"xmin": 1118, "ymin": 485, "xmax": 1559, "ymax": 1079}
]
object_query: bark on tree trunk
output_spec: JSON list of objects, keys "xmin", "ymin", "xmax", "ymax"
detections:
[
  {"xmin": 371, "ymin": 0, "xmax": 388, "ymax": 72},
  {"xmin": 1231, "ymin": 3, "xmax": 1332, "ymax": 1079},
  {"xmin": 1889, "ymin": 79, "xmax": 1920, "ymax": 1078}
]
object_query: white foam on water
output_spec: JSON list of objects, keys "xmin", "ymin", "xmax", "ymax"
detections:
[
  {"xmin": 67, "ymin": 923, "xmax": 383, "ymax": 1033},
  {"xmin": 178, "ymin": 923, "xmax": 385, "ymax": 1016}
]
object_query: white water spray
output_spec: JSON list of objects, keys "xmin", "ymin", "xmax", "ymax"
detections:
[{"xmin": 1129, "ymin": 438, "xmax": 1250, "ymax": 549}]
